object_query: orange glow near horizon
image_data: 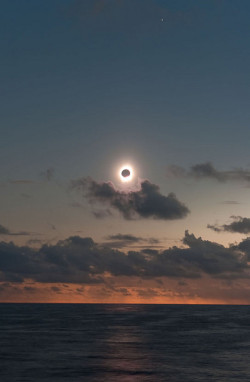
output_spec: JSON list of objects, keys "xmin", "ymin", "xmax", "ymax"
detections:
[{"xmin": 1, "ymin": 279, "xmax": 250, "ymax": 305}]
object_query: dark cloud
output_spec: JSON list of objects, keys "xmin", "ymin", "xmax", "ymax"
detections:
[
  {"xmin": 76, "ymin": 287, "xmax": 85, "ymax": 293},
  {"xmin": 235, "ymin": 237, "xmax": 250, "ymax": 261},
  {"xmin": 181, "ymin": 231, "xmax": 247, "ymax": 276},
  {"xmin": 0, "ymin": 231, "xmax": 249, "ymax": 284},
  {"xmin": 167, "ymin": 162, "xmax": 250, "ymax": 183},
  {"xmin": 0, "ymin": 238, "xmax": 103, "ymax": 284},
  {"xmin": 111, "ymin": 286, "xmax": 131, "ymax": 296},
  {"xmin": 116, "ymin": 287, "xmax": 131, "ymax": 296},
  {"xmin": 51, "ymin": 286, "xmax": 61, "ymax": 293},
  {"xmin": 23, "ymin": 286, "xmax": 36, "ymax": 293},
  {"xmin": 0, "ymin": 225, "xmax": 9, "ymax": 235},
  {"xmin": 190, "ymin": 162, "xmax": 226, "ymax": 181},
  {"xmin": 207, "ymin": 224, "xmax": 222, "ymax": 233},
  {"xmin": 107, "ymin": 233, "xmax": 142, "ymax": 242},
  {"xmin": 72, "ymin": 177, "xmax": 190, "ymax": 220},
  {"xmin": 208, "ymin": 216, "xmax": 250, "ymax": 234},
  {"xmin": 0, "ymin": 224, "xmax": 30, "ymax": 236},
  {"xmin": 105, "ymin": 233, "xmax": 160, "ymax": 249}
]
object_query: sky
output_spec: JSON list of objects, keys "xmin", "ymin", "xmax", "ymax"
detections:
[{"xmin": 1, "ymin": 0, "xmax": 250, "ymax": 303}]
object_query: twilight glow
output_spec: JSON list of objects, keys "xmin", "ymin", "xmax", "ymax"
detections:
[{"xmin": 1, "ymin": 1, "xmax": 250, "ymax": 304}]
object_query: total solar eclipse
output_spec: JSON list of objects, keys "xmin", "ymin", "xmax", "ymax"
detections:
[
  {"xmin": 119, "ymin": 165, "xmax": 133, "ymax": 182},
  {"xmin": 121, "ymin": 169, "xmax": 130, "ymax": 178}
]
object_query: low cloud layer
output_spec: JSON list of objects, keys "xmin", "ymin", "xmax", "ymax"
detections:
[
  {"xmin": 72, "ymin": 177, "xmax": 190, "ymax": 220},
  {"xmin": 167, "ymin": 162, "xmax": 250, "ymax": 183},
  {"xmin": 0, "ymin": 231, "xmax": 249, "ymax": 284},
  {"xmin": 208, "ymin": 216, "xmax": 250, "ymax": 234}
]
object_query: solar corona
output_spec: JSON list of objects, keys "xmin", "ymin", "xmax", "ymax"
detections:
[{"xmin": 119, "ymin": 165, "xmax": 133, "ymax": 182}]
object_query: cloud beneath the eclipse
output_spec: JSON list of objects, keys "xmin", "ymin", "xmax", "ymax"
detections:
[
  {"xmin": 208, "ymin": 216, "xmax": 250, "ymax": 234},
  {"xmin": 167, "ymin": 162, "xmax": 250, "ymax": 183},
  {"xmin": 0, "ymin": 231, "xmax": 249, "ymax": 284},
  {"xmin": 71, "ymin": 177, "xmax": 190, "ymax": 220}
]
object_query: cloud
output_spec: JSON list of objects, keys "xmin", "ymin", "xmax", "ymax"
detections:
[
  {"xmin": 0, "ymin": 224, "xmax": 30, "ymax": 236},
  {"xmin": 181, "ymin": 231, "xmax": 247, "ymax": 276},
  {"xmin": 0, "ymin": 231, "xmax": 248, "ymax": 284},
  {"xmin": 51, "ymin": 286, "xmax": 61, "ymax": 293},
  {"xmin": 208, "ymin": 216, "xmax": 250, "ymax": 234},
  {"xmin": 107, "ymin": 233, "xmax": 142, "ymax": 242},
  {"xmin": 0, "ymin": 238, "xmax": 103, "ymax": 284},
  {"xmin": 235, "ymin": 237, "xmax": 250, "ymax": 261},
  {"xmin": 23, "ymin": 286, "xmax": 36, "ymax": 293},
  {"xmin": 137, "ymin": 288, "xmax": 159, "ymax": 298},
  {"xmin": 190, "ymin": 162, "xmax": 226, "ymax": 181},
  {"xmin": 72, "ymin": 177, "xmax": 190, "ymax": 220},
  {"xmin": 105, "ymin": 233, "xmax": 161, "ymax": 249},
  {"xmin": 167, "ymin": 162, "xmax": 250, "ymax": 183},
  {"xmin": 0, "ymin": 225, "xmax": 9, "ymax": 235},
  {"xmin": 26, "ymin": 239, "xmax": 43, "ymax": 246}
]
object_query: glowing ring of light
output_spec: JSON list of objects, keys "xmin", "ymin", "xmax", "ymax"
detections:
[{"xmin": 119, "ymin": 165, "xmax": 133, "ymax": 182}]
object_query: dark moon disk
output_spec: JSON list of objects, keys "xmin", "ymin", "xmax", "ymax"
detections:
[{"xmin": 121, "ymin": 169, "xmax": 130, "ymax": 178}]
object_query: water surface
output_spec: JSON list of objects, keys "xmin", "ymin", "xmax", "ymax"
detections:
[{"xmin": 1, "ymin": 304, "xmax": 250, "ymax": 381}]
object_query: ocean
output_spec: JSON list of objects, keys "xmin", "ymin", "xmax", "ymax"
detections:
[{"xmin": 0, "ymin": 304, "xmax": 250, "ymax": 381}]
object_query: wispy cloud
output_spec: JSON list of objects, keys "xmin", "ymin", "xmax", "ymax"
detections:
[
  {"xmin": 104, "ymin": 233, "xmax": 160, "ymax": 248},
  {"xmin": 167, "ymin": 162, "xmax": 250, "ymax": 183},
  {"xmin": 0, "ymin": 224, "xmax": 31, "ymax": 236},
  {"xmin": 208, "ymin": 216, "xmax": 250, "ymax": 234}
]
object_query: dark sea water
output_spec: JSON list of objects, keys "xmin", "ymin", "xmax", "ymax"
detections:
[{"xmin": 1, "ymin": 304, "xmax": 250, "ymax": 382}]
